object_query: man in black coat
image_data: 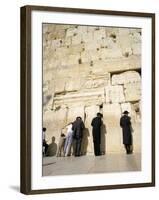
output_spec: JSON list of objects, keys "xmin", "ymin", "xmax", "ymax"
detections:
[
  {"xmin": 72, "ymin": 116, "xmax": 85, "ymax": 157},
  {"xmin": 120, "ymin": 111, "xmax": 133, "ymax": 154},
  {"xmin": 91, "ymin": 113, "xmax": 103, "ymax": 156}
]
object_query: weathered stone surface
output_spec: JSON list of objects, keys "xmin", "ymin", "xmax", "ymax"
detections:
[
  {"xmin": 72, "ymin": 34, "xmax": 82, "ymax": 45},
  {"xmin": 103, "ymin": 103, "xmax": 121, "ymax": 125},
  {"xmin": 132, "ymin": 43, "xmax": 141, "ymax": 55},
  {"xmin": 94, "ymin": 29, "xmax": 106, "ymax": 40},
  {"xmin": 66, "ymin": 27, "xmax": 78, "ymax": 37},
  {"xmin": 93, "ymin": 55, "xmax": 141, "ymax": 73},
  {"xmin": 83, "ymin": 73, "xmax": 110, "ymax": 89},
  {"xmin": 68, "ymin": 44, "xmax": 85, "ymax": 54},
  {"xmin": 105, "ymin": 85, "xmax": 125, "ymax": 103},
  {"xmin": 43, "ymin": 108, "xmax": 67, "ymax": 144},
  {"xmin": 84, "ymin": 42, "xmax": 100, "ymax": 51},
  {"xmin": 66, "ymin": 106, "xmax": 85, "ymax": 124},
  {"xmin": 65, "ymin": 78, "xmax": 81, "ymax": 92},
  {"xmin": 124, "ymin": 82, "xmax": 141, "ymax": 102},
  {"xmin": 53, "ymin": 89, "xmax": 105, "ymax": 108},
  {"xmin": 54, "ymin": 79, "xmax": 66, "ymax": 93},
  {"xmin": 61, "ymin": 54, "xmax": 80, "ymax": 66},
  {"xmin": 103, "ymin": 103, "xmax": 123, "ymax": 152},
  {"xmin": 43, "ymin": 24, "xmax": 141, "ymax": 153},
  {"xmin": 112, "ymin": 71, "xmax": 141, "ymax": 85},
  {"xmin": 81, "ymin": 32, "xmax": 94, "ymax": 43}
]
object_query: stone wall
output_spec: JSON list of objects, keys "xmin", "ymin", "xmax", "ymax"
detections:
[{"xmin": 43, "ymin": 24, "xmax": 141, "ymax": 154}]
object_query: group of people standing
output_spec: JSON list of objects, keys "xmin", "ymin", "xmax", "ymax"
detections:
[
  {"xmin": 56, "ymin": 116, "xmax": 85, "ymax": 157},
  {"xmin": 43, "ymin": 110, "xmax": 133, "ymax": 157}
]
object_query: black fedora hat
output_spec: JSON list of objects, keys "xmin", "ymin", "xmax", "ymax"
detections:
[
  {"xmin": 123, "ymin": 110, "xmax": 129, "ymax": 114},
  {"xmin": 97, "ymin": 112, "xmax": 103, "ymax": 118}
]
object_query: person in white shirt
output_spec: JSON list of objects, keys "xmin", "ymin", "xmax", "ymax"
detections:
[{"xmin": 64, "ymin": 123, "xmax": 74, "ymax": 156}]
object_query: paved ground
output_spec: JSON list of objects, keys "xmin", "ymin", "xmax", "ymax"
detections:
[{"xmin": 42, "ymin": 153, "xmax": 141, "ymax": 176}]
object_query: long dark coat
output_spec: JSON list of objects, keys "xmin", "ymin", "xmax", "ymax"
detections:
[
  {"xmin": 72, "ymin": 119, "xmax": 85, "ymax": 139},
  {"xmin": 120, "ymin": 115, "xmax": 132, "ymax": 145},
  {"xmin": 91, "ymin": 117, "xmax": 102, "ymax": 143}
]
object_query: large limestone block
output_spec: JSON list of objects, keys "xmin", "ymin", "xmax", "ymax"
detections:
[
  {"xmin": 105, "ymin": 27, "xmax": 119, "ymax": 37},
  {"xmin": 103, "ymin": 103, "xmax": 123, "ymax": 152},
  {"xmin": 66, "ymin": 27, "xmax": 78, "ymax": 37},
  {"xmin": 54, "ymin": 79, "xmax": 66, "ymax": 93},
  {"xmin": 68, "ymin": 44, "xmax": 84, "ymax": 54},
  {"xmin": 81, "ymin": 51, "xmax": 92, "ymax": 63},
  {"xmin": 53, "ymin": 88, "xmax": 105, "ymax": 108},
  {"xmin": 83, "ymin": 79, "xmax": 106, "ymax": 89},
  {"xmin": 81, "ymin": 32, "xmax": 94, "ymax": 43},
  {"xmin": 132, "ymin": 102, "xmax": 141, "ymax": 122},
  {"xmin": 96, "ymin": 47, "xmax": 122, "ymax": 60},
  {"xmin": 54, "ymin": 67, "xmax": 80, "ymax": 79},
  {"xmin": 118, "ymin": 28, "xmax": 130, "ymax": 36},
  {"xmin": 112, "ymin": 71, "xmax": 141, "ymax": 85},
  {"xmin": 43, "ymin": 56, "xmax": 61, "ymax": 70},
  {"xmin": 132, "ymin": 43, "xmax": 141, "ymax": 55},
  {"xmin": 67, "ymin": 54, "xmax": 80, "ymax": 65},
  {"xmin": 66, "ymin": 106, "xmax": 85, "ymax": 124},
  {"xmin": 93, "ymin": 55, "xmax": 141, "ymax": 73},
  {"xmin": 43, "ymin": 69, "xmax": 53, "ymax": 82},
  {"xmin": 72, "ymin": 34, "xmax": 82, "ymax": 45},
  {"xmin": 43, "ymin": 108, "xmax": 68, "ymax": 144},
  {"xmin": 83, "ymin": 73, "xmax": 110, "ymax": 89},
  {"xmin": 63, "ymin": 36, "xmax": 72, "ymax": 46},
  {"xmin": 93, "ymin": 29, "xmax": 106, "ymax": 40},
  {"xmin": 124, "ymin": 82, "xmax": 141, "ymax": 102},
  {"xmin": 121, "ymin": 47, "xmax": 133, "ymax": 57},
  {"xmin": 118, "ymin": 29, "xmax": 131, "ymax": 43},
  {"xmin": 84, "ymin": 42, "xmax": 100, "ymax": 51},
  {"xmin": 50, "ymin": 39, "xmax": 62, "ymax": 48},
  {"xmin": 78, "ymin": 63, "xmax": 92, "ymax": 77},
  {"xmin": 103, "ymin": 103, "xmax": 121, "ymax": 126},
  {"xmin": 131, "ymin": 32, "xmax": 141, "ymax": 43},
  {"xmin": 105, "ymin": 85, "xmax": 125, "ymax": 103},
  {"xmin": 65, "ymin": 78, "xmax": 81, "ymax": 91},
  {"xmin": 77, "ymin": 26, "xmax": 88, "ymax": 33},
  {"xmin": 54, "ymin": 46, "xmax": 69, "ymax": 58}
]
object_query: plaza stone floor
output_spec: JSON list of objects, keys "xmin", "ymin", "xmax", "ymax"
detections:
[{"xmin": 42, "ymin": 153, "xmax": 141, "ymax": 176}]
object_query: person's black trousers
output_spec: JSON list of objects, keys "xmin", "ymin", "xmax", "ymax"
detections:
[
  {"xmin": 124, "ymin": 144, "xmax": 132, "ymax": 154},
  {"xmin": 93, "ymin": 141, "xmax": 101, "ymax": 156},
  {"xmin": 75, "ymin": 138, "xmax": 82, "ymax": 156}
]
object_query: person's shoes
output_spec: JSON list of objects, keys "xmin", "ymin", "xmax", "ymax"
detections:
[{"xmin": 75, "ymin": 154, "xmax": 80, "ymax": 157}]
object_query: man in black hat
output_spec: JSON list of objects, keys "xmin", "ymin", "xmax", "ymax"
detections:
[
  {"xmin": 72, "ymin": 116, "xmax": 85, "ymax": 157},
  {"xmin": 120, "ymin": 111, "xmax": 133, "ymax": 154},
  {"xmin": 91, "ymin": 113, "xmax": 103, "ymax": 156}
]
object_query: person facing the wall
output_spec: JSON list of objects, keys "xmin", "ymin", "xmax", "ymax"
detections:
[
  {"xmin": 120, "ymin": 110, "xmax": 133, "ymax": 154},
  {"xmin": 91, "ymin": 113, "xmax": 103, "ymax": 156},
  {"xmin": 42, "ymin": 127, "xmax": 49, "ymax": 156},
  {"xmin": 64, "ymin": 122, "xmax": 74, "ymax": 156},
  {"xmin": 56, "ymin": 132, "xmax": 66, "ymax": 157},
  {"xmin": 72, "ymin": 116, "xmax": 85, "ymax": 157}
]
